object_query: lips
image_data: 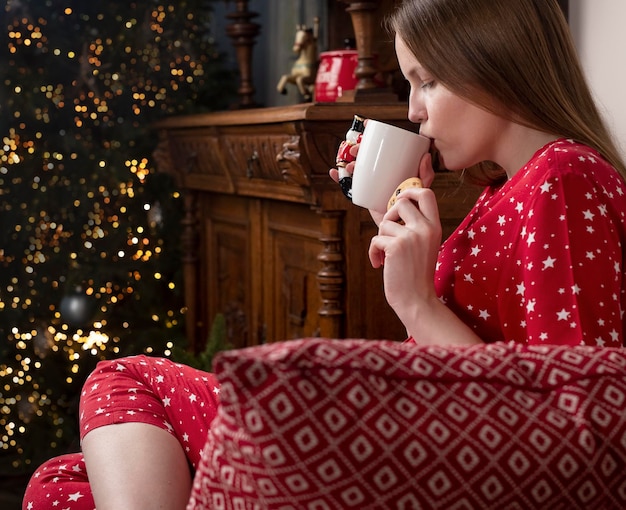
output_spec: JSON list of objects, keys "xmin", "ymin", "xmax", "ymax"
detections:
[
  {"xmin": 423, "ymin": 136, "xmax": 435, "ymax": 153},
  {"xmin": 419, "ymin": 131, "xmax": 434, "ymax": 147}
]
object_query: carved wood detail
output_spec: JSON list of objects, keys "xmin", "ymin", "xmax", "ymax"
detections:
[{"xmin": 276, "ymin": 135, "xmax": 310, "ymax": 187}]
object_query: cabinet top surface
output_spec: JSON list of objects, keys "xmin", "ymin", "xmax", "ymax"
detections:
[{"xmin": 155, "ymin": 102, "xmax": 410, "ymax": 129}]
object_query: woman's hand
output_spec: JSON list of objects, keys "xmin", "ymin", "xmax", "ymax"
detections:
[
  {"xmin": 368, "ymin": 151, "xmax": 483, "ymax": 346},
  {"xmin": 369, "ymin": 185, "xmax": 442, "ymax": 323}
]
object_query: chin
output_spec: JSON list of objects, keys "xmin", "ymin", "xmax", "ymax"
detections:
[{"xmin": 435, "ymin": 154, "xmax": 465, "ymax": 172}]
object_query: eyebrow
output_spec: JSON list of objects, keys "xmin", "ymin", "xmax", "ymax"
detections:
[{"xmin": 405, "ymin": 67, "xmax": 428, "ymax": 83}]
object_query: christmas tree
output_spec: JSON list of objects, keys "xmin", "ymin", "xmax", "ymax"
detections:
[{"xmin": 0, "ymin": 0, "xmax": 235, "ymax": 476}]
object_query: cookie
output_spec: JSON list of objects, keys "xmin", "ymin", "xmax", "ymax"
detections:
[{"xmin": 387, "ymin": 177, "xmax": 423, "ymax": 211}]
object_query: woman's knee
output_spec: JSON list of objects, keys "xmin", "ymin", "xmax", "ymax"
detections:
[{"xmin": 22, "ymin": 453, "xmax": 94, "ymax": 510}]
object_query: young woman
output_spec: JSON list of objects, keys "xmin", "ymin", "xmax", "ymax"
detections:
[
  {"xmin": 23, "ymin": 0, "xmax": 626, "ymax": 509},
  {"xmin": 332, "ymin": 0, "xmax": 626, "ymax": 349}
]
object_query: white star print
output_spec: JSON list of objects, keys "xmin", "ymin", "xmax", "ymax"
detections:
[
  {"xmin": 68, "ymin": 492, "xmax": 84, "ymax": 502},
  {"xmin": 542, "ymin": 256, "xmax": 556, "ymax": 270},
  {"xmin": 582, "ymin": 209, "xmax": 594, "ymax": 220},
  {"xmin": 557, "ymin": 309, "xmax": 570, "ymax": 321}
]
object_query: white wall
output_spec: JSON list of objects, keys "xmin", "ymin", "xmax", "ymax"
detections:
[{"xmin": 569, "ymin": 0, "xmax": 626, "ymax": 156}]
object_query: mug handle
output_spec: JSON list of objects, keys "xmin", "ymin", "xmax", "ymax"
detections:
[
  {"xmin": 336, "ymin": 114, "xmax": 365, "ymax": 201},
  {"xmin": 338, "ymin": 168, "xmax": 353, "ymax": 200}
]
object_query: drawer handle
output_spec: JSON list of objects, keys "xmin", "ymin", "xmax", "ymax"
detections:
[{"xmin": 246, "ymin": 151, "xmax": 259, "ymax": 178}]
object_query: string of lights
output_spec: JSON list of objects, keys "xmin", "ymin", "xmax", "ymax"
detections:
[{"xmin": 0, "ymin": 0, "xmax": 235, "ymax": 473}]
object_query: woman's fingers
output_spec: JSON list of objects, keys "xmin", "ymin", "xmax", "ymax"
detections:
[
  {"xmin": 368, "ymin": 233, "xmax": 392, "ymax": 268},
  {"xmin": 382, "ymin": 187, "xmax": 440, "ymax": 229},
  {"xmin": 417, "ymin": 151, "xmax": 435, "ymax": 188},
  {"xmin": 329, "ymin": 167, "xmax": 339, "ymax": 183},
  {"xmin": 329, "ymin": 159, "xmax": 357, "ymax": 182}
]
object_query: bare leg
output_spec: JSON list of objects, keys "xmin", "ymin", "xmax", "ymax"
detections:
[{"xmin": 82, "ymin": 422, "xmax": 192, "ymax": 510}]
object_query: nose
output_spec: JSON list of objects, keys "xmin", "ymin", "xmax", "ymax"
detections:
[
  {"xmin": 408, "ymin": 90, "xmax": 427, "ymax": 125},
  {"xmin": 408, "ymin": 104, "xmax": 427, "ymax": 125}
]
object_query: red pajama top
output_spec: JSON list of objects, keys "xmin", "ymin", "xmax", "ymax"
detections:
[{"xmin": 433, "ymin": 138, "xmax": 626, "ymax": 346}]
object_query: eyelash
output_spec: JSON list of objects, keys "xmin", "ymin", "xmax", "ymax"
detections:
[{"xmin": 420, "ymin": 80, "xmax": 434, "ymax": 90}]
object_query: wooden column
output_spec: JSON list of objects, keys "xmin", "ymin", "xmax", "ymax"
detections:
[
  {"xmin": 340, "ymin": 0, "xmax": 381, "ymax": 91},
  {"xmin": 317, "ymin": 211, "xmax": 345, "ymax": 338},
  {"xmin": 226, "ymin": 0, "xmax": 261, "ymax": 108},
  {"xmin": 180, "ymin": 189, "xmax": 200, "ymax": 351}
]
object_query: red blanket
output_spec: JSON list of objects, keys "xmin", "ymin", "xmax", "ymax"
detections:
[{"xmin": 188, "ymin": 339, "xmax": 626, "ymax": 509}]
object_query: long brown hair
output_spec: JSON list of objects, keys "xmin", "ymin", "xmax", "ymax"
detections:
[{"xmin": 387, "ymin": 0, "xmax": 626, "ymax": 185}]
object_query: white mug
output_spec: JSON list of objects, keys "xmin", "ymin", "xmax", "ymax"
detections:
[{"xmin": 351, "ymin": 120, "xmax": 431, "ymax": 213}]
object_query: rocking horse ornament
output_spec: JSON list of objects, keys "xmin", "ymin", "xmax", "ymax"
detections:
[{"xmin": 277, "ymin": 17, "xmax": 320, "ymax": 102}]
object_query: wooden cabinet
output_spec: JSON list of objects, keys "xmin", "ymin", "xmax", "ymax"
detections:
[
  {"xmin": 201, "ymin": 194, "xmax": 326, "ymax": 347},
  {"xmin": 154, "ymin": 103, "xmax": 481, "ymax": 351}
]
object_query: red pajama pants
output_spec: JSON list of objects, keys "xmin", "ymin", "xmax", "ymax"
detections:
[{"xmin": 22, "ymin": 355, "xmax": 220, "ymax": 510}]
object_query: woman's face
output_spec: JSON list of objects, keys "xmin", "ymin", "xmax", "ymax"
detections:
[{"xmin": 396, "ymin": 34, "xmax": 508, "ymax": 171}]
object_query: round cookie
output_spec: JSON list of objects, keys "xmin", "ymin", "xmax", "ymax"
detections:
[{"xmin": 387, "ymin": 177, "xmax": 423, "ymax": 211}]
